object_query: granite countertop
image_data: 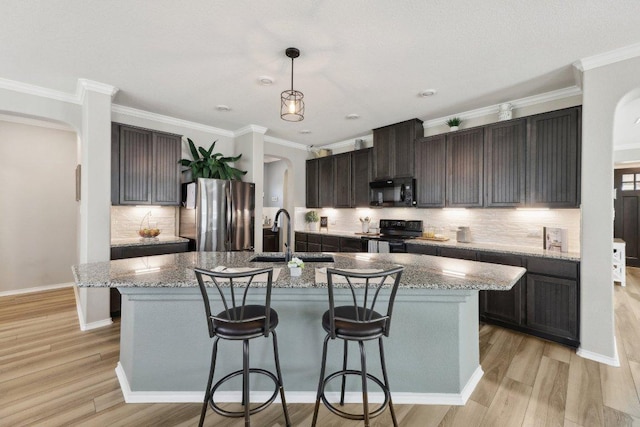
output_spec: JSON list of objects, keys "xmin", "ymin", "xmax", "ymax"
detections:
[
  {"xmin": 73, "ymin": 251, "xmax": 525, "ymax": 291},
  {"xmin": 111, "ymin": 236, "xmax": 190, "ymax": 248},
  {"xmin": 297, "ymin": 229, "xmax": 581, "ymax": 262}
]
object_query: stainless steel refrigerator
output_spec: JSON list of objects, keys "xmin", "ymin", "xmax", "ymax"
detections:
[{"xmin": 179, "ymin": 178, "xmax": 255, "ymax": 251}]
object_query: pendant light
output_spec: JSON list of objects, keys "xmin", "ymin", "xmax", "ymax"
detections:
[{"xmin": 280, "ymin": 47, "xmax": 304, "ymax": 121}]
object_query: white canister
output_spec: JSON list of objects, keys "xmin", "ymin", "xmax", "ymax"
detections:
[{"xmin": 498, "ymin": 103, "xmax": 513, "ymax": 121}]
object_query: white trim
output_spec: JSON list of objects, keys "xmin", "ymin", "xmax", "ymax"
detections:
[
  {"xmin": 574, "ymin": 42, "xmax": 640, "ymax": 71},
  {"xmin": 263, "ymin": 135, "xmax": 308, "ymax": 151},
  {"xmin": 77, "ymin": 79, "xmax": 119, "ymax": 101},
  {"xmin": 577, "ymin": 337, "xmax": 620, "ymax": 367},
  {"xmin": 320, "ymin": 135, "xmax": 372, "ymax": 150},
  {"xmin": 614, "ymin": 142, "xmax": 640, "ymax": 151},
  {"xmin": 0, "ymin": 77, "xmax": 80, "ymax": 104},
  {"xmin": 423, "ymin": 86, "xmax": 582, "ymax": 129},
  {"xmin": 235, "ymin": 124, "xmax": 267, "ymax": 136},
  {"xmin": 0, "ymin": 282, "xmax": 74, "ymax": 297},
  {"xmin": 111, "ymin": 104, "xmax": 235, "ymax": 137},
  {"xmin": 72, "ymin": 285, "xmax": 113, "ymax": 332},
  {"xmin": 115, "ymin": 362, "xmax": 481, "ymax": 405},
  {"xmin": 0, "ymin": 113, "xmax": 75, "ymax": 131}
]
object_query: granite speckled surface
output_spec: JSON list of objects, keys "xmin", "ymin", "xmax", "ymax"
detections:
[
  {"xmin": 298, "ymin": 229, "xmax": 581, "ymax": 261},
  {"xmin": 73, "ymin": 251, "xmax": 525, "ymax": 291},
  {"xmin": 111, "ymin": 235, "xmax": 190, "ymax": 248}
]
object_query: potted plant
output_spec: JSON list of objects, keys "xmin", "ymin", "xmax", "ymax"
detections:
[
  {"xmin": 179, "ymin": 138, "xmax": 247, "ymax": 181},
  {"xmin": 305, "ymin": 210, "xmax": 320, "ymax": 231},
  {"xmin": 287, "ymin": 256, "xmax": 305, "ymax": 277},
  {"xmin": 446, "ymin": 117, "xmax": 462, "ymax": 131}
]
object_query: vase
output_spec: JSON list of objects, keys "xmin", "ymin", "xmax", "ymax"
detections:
[
  {"xmin": 361, "ymin": 222, "xmax": 370, "ymax": 233},
  {"xmin": 289, "ymin": 266, "xmax": 302, "ymax": 277},
  {"xmin": 308, "ymin": 222, "xmax": 319, "ymax": 232},
  {"xmin": 449, "ymin": 126, "xmax": 459, "ymax": 131}
]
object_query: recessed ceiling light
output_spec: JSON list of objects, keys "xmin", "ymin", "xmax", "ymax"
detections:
[
  {"xmin": 216, "ymin": 105, "xmax": 231, "ymax": 112},
  {"xmin": 299, "ymin": 129, "xmax": 311, "ymax": 134},
  {"xmin": 258, "ymin": 76, "xmax": 274, "ymax": 86},
  {"xmin": 419, "ymin": 89, "xmax": 437, "ymax": 97},
  {"xmin": 346, "ymin": 113, "xmax": 360, "ymax": 120}
]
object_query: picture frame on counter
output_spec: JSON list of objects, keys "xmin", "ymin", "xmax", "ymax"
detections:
[
  {"xmin": 320, "ymin": 216, "xmax": 328, "ymax": 231},
  {"xmin": 543, "ymin": 226, "xmax": 568, "ymax": 252}
]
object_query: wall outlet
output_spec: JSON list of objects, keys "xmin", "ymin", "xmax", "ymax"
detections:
[{"xmin": 527, "ymin": 229, "xmax": 543, "ymax": 238}]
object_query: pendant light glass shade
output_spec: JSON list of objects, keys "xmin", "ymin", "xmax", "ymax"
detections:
[{"xmin": 281, "ymin": 47, "xmax": 304, "ymax": 121}]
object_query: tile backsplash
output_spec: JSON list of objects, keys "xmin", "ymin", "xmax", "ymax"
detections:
[
  {"xmin": 294, "ymin": 207, "xmax": 581, "ymax": 253},
  {"xmin": 111, "ymin": 206, "xmax": 179, "ymax": 239}
]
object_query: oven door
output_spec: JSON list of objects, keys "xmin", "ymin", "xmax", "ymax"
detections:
[{"xmin": 364, "ymin": 237, "xmax": 407, "ymax": 253}]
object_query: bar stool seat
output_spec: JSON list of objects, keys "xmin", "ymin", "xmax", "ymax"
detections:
[
  {"xmin": 312, "ymin": 266, "xmax": 404, "ymax": 427},
  {"xmin": 194, "ymin": 267, "xmax": 291, "ymax": 427}
]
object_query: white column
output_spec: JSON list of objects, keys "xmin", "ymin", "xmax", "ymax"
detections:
[{"xmin": 76, "ymin": 79, "xmax": 118, "ymax": 330}]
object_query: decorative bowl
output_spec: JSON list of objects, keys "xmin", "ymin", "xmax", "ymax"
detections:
[{"xmin": 138, "ymin": 228, "xmax": 161, "ymax": 238}]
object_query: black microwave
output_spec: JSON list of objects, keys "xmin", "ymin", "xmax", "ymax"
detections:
[{"xmin": 369, "ymin": 178, "xmax": 416, "ymax": 207}]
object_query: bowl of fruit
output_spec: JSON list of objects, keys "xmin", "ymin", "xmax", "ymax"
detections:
[{"xmin": 138, "ymin": 227, "xmax": 161, "ymax": 238}]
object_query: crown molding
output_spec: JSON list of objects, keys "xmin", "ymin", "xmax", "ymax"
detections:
[
  {"xmin": 423, "ymin": 86, "xmax": 582, "ymax": 128},
  {"xmin": 263, "ymin": 135, "xmax": 307, "ymax": 151},
  {"xmin": 0, "ymin": 113, "xmax": 75, "ymax": 131},
  {"xmin": 77, "ymin": 79, "xmax": 119, "ymax": 102},
  {"xmin": 574, "ymin": 42, "xmax": 640, "ymax": 72},
  {"xmin": 235, "ymin": 124, "xmax": 267, "ymax": 136},
  {"xmin": 0, "ymin": 77, "xmax": 80, "ymax": 104},
  {"xmin": 320, "ymin": 135, "xmax": 372, "ymax": 150},
  {"xmin": 111, "ymin": 104, "xmax": 235, "ymax": 137}
]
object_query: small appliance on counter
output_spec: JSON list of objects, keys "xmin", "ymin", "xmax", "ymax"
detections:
[
  {"xmin": 361, "ymin": 219, "xmax": 423, "ymax": 253},
  {"xmin": 456, "ymin": 226, "xmax": 471, "ymax": 243}
]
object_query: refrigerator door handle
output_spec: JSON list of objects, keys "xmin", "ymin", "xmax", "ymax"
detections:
[{"xmin": 225, "ymin": 184, "xmax": 233, "ymax": 250}]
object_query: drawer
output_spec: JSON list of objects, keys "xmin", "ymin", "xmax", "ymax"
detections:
[
  {"xmin": 322, "ymin": 235, "xmax": 340, "ymax": 246},
  {"xmin": 340, "ymin": 237, "xmax": 365, "ymax": 252},
  {"xmin": 308, "ymin": 234, "xmax": 322, "ymax": 244},
  {"xmin": 439, "ymin": 247, "xmax": 477, "ymax": 261},
  {"xmin": 406, "ymin": 243, "xmax": 438, "ymax": 256},
  {"xmin": 526, "ymin": 257, "xmax": 578, "ymax": 280},
  {"xmin": 110, "ymin": 242, "xmax": 189, "ymax": 260},
  {"xmin": 478, "ymin": 252, "xmax": 523, "ymax": 267}
]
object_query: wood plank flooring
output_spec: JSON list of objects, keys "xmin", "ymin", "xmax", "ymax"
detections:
[{"xmin": 2, "ymin": 272, "xmax": 640, "ymax": 426}]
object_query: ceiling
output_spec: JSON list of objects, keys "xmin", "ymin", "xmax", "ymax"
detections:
[{"xmin": 2, "ymin": 1, "xmax": 640, "ymax": 147}]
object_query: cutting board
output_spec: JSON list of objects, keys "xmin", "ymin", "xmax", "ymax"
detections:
[
  {"xmin": 354, "ymin": 232, "xmax": 381, "ymax": 236},
  {"xmin": 416, "ymin": 236, "xmax": 450, "ymax": 242}
]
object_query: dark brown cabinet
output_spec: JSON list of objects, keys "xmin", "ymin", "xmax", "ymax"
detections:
[
  {"xmin": 321, "ymin": 235, "xmax": 340, "ymax": 252},
  {"xmin": 478, "ymin": 253, "xmax": 524, "ymax": 326},
  {"xmin": 339, "ymin": 237, "xmax": 365, "ymax": 252},
  {"xmin": 439, "ymin": 247, "xmax": 477, "ymax": 261},
  {"xmin": 446, "ymin": 128, "xmax": 484, "ymax": 207},
  {"xmin": 484, "ymin": 119, "xmax": 527, "ymax": 207},
  {"xmin": 415, "ymin": 135, "xmax": 446, "ymax": 207},
  {"xmin": 307, "ymin": 233, "xmax": 322, "ymax": 252},
  {"xmin": 373, "ymin": 119, "xmax": 423, "ymax": 180},
  {"xmin": 318, "ymin": 157, "xmax": 334, "ymax": 208},
  {"xmin": 111, "ymin": 123, "xmax": 181, "ymax": 206},
  {"xmin": 527, "ymin": 107, "xmax": 581, "ymax": 207},
  {"xmin": 334, "ymin": 153, "xmax": 352, "ymax": 208},
  {"xmin": 306, "ymin": 159, "xmax": 320, "ymax": 208},
  {"xmin": 263, "ymin": 228, "xmax": 278, "ymax": 252},
  {"xmin": 295, "ymin": 232, "xmax": 308, "ymax": 252},
  {"xmin": 351, "ymin": 148, "xmax": 372, "ymax": 207},
  {"xmin": 294, "ymin": 233, "xmax": 365, "ymax": 253}
]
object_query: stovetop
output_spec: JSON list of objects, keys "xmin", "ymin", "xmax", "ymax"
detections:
[{"xmin": 377, "ymin": 219, "xmax": 423, "ymax": 240}]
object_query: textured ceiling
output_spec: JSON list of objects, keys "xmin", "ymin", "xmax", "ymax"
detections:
[{"xmin": 2, "ymin": 1, "xmax": 640, "ymax": 146}]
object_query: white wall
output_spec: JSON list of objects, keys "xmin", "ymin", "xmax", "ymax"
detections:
[
  {"xmin": 0, "ymin": 119, "xmax": 78, "ymax": 292},
  {"xmin": 264, "ymin": 160, "xmax": 288, "ymax": 208}
]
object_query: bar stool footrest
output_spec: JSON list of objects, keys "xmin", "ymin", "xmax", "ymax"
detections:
[
  {"xmin": 209, "ymin": 368, "xmax": 280, "ymax": 418},
  {"xmin": 320, "ymin": 369, "xmax": 390, "ymax": 420}
]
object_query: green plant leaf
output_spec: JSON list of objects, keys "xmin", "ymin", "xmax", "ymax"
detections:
[
  {"xmin": 207, "ymin": 141, "xmax": 216, "ymax": 157},
  {"xmin": 187, "ymin": 138, "xmax": 200, "ymax": 161},
  {"xmin": 198, "ymin": 147, "xmax": 209, "ymax": 158}
]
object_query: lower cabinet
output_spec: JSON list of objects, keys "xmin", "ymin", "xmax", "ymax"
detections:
[
  {"xmin": 406, "ymin": 243, "xmax": 580, "ymax": 348},
  {"xmin": 340, "ymin": 237, "xmax": 366, "ymax": 252},
  {"xmin": 263, "ymin": 228, "xmax": 278, "ymax": 252},
  {"xmin": 294, "ymin": 232, "xmax": 308, "ymax": 252},
  {"xmin": 294, "ymin": 232, "xmax": 365, "ymax": 253}
]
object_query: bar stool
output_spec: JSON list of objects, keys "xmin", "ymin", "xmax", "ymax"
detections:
[
  {"xmin": 311, "ymin": 266, "xmax": 404, "ymax": 427},
  {"xmin": 194, "ymin": 266, "xmax": 291, "ymax": 427}
]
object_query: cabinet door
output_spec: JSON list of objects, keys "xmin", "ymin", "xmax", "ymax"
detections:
[
  {"xmin": 340, "ymin": 237, "xmax": 365, "ymax": 252},
  {"xmin": 373, "ymin": 126, "xmax": 393, "ymax": 180},
  {"xmin": 318, "ymin": 156, "xmax": 334, "ymax": 207},
  {"xmin": 439, "ymin": 247, "xmax": 477, "ymax": 260},
  {"xmin": 526, "ymin": 274, "xmax": 579, "ymax": 343},
  {"xmin": 352, "ymin": 149, "xmax": 372, "ymax": 207},
  {"xmin": 321, "ymin": 235, "xmax": 340, "ymax": 252},
  {"xmin": 527, "ymin": 107, "xmax": 581, "ymax": 207},
  {"xmin": 306, "ymin": 159, "xmax": 320, "ymax": 208},
  {"xmin": 263, "ymin": 229, "xmax": 278, "ymax": 252},
  {"xmin": 478, "ymin": 252, "xmax": 524, "ymax": 326},
  {"xmin": 393, "ymin": 120, "xmax": 418, "ymax": 178},
  {"xmin": 406, "ymin": 243, "xmax": 438, "ymax": 256},
  {"xmin": 446, "ymin": 128, "xmax": 484, "ymax": 207},
  {"xmin": 294, "ymin": 232, "xmax": 308, "ymax": 252},
  {"xmin": 152, "ymin": 133, "xmax": 181, "ymax": 205},
  {"xmin": 485, "ymin": 119, "xmax": 526, "ymax": 207},
  {"xmin": 415, "ymin": 135, "xmax": 446, "ymax": 207},
  {"xmin": 119, "ymin": 126, "xmax": 153, "ymax": 205},
  {"xmin": 334, "ymin": 153, "xmax": 352, "ymax": 208}
]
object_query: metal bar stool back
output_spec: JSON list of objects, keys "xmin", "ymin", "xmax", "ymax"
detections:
[
  {"xmin": 312, "ymin": 266, "xmax": 404, "ymax": 427},
  {"xmin": 194, "ymin": 266, "xmax": 291, "ymax": 427}
]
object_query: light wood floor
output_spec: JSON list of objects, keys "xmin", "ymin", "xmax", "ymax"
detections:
[{"xmin": 2, "ymin": 271, "xmax": 640, "ymax": 427}]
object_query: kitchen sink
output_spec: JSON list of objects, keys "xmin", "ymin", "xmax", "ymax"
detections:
[{"xmin": 249, "ymin": 255, "xmax": 335, "ymax": 263}]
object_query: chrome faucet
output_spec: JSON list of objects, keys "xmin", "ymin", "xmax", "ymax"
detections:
[{"xmin": 272, "ymin": 208, "xmax": 293, "ymax": 262}]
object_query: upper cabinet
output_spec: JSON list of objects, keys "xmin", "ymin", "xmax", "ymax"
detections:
[
  {"xmin": 447, "ymin": 128, "xmax": 484, "ymax": 207},
  {"xmin": 334, "ymin": 152, "xmax": 352, "ymax": 208},
  {"xmin": 484, "ymin": 119, "xmax": 527, "ymax": 207},
  {"xmin": 415, "ymin": 135, "xmax": 446, "ymax": 207},
  {"xmin": 111, "ymin": 123, "xmax": 182, "ymax": 206},
  {"xmin": 351, "ymin": 148, "xmax": 372, "ymax": 207},
  {"xmin": 373, "ymin": 118, "xmax": 423, "ymax": 180},
  {"xmin": 527, "ymin": 107, "xmax": 581, "ymax": 207},
  {"xmin": 318, "ymin": 156, "xmax": 334, "ymax": 207},
  {"xmin": 306, "ymin": 158, "xmax": 320, "ymax": 208}
]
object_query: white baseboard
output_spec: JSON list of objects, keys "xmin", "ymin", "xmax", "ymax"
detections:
[
  {"xmin": 72, "ymin": 285, "xmax": 113, "ymax": 331},
  {"xmin": 0, "ymin": 282, "xmax": 74, "ymax": 297},
  {"xmin": 115, "ymin": 362, "xmax": 482, "ymax": 405},
  {"xmin": 577, "ymin": 336, "xmax": 620, "ymax": 367}
]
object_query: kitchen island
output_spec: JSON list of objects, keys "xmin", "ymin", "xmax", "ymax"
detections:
[{"xmin": 73, "ymin": 252, "xmax": 525, "ymax": 405}]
